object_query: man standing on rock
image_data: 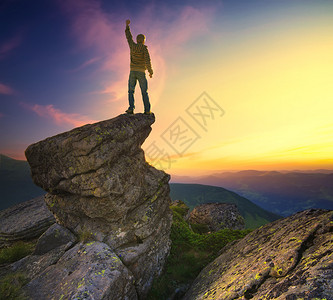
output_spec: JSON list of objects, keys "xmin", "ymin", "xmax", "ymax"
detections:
[{"xmin": 125, "ymin": 19, "xmax": 153, "ymax": 115}]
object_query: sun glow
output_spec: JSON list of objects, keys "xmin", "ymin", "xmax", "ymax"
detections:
[{"xmin": 145, "ymin": 15, "xmax": 333, "ymax": 175}]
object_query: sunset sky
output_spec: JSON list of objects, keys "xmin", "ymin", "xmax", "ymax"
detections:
[{"xmin": 1, "ymin": 0, "xmax": 332, "ymax": 176}]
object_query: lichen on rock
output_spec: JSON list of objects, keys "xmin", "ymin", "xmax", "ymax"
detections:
[
  {"xmin": 183, "ymin": 209, "xmax": 333, "ymax": 300},
  {"xmin": 24, "ymin": 242, "xmax": 138, "ymax": 300}
]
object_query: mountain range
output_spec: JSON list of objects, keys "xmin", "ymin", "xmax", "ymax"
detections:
[
  {"xmin": 171, "ymin": 170, "xmax": 333, "ymax": 216},
  {"xmin": 169, "ymin": 183, "xmax": 280, "ymax": 228},
  {"xmin": 2, "ymin": 154, "xmax": 331, "ymax": 224}
]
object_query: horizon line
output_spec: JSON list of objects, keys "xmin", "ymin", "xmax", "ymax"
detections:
[{"xmin": 1, "ymin": 153, "xmax": 332, "ymax": 175}]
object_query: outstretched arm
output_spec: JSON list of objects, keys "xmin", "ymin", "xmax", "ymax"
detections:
[{"xmin": 125, "ymin": 19, "xmax": 134, "ymax": 47}]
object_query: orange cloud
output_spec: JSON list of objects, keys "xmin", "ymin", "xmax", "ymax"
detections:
[
  {"xmin": 0, "ymin": 147, "xmax": 26, "ymax": 160},
  {"xmin": 0, "ymin": 83, "xmax": 15, "ymax": 95},
  {"xmin": 22, "ymin": 103, "xmax": 97, "ymax": 127}
]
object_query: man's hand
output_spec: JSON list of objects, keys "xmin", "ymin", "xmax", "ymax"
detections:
[{"xmin": 126, "ymin": 19, "xmax": 130, "ymax": 26}]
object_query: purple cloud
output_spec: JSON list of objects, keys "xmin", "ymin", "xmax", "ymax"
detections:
[
  {"xmin": 22, "ymin": 102, "xmax": 97, "ymax": 127},
  {"xmin": 0, "ymin": 34, "xmax": 22, "ymax": 60},
  {"xmin": 0, "ymin": 83, "xmax": 15, "ymax": 95}
]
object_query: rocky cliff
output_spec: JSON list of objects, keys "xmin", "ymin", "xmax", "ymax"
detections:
[
  {"xmin": 23, "ymin": 113, "xmax": 173, "ymax": 299},
  {"xmin": 184, "ymin": 209, "xmax": 333, "ymax": 300}
]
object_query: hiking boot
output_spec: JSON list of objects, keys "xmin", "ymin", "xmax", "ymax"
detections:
[{"xmin": 125, "ymin": 109, "xmax": 134, "ymax": 114}]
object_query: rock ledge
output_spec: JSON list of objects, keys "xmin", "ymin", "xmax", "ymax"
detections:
[{"xmin": 25, "ymin": 113, "xmax": 173, "ymax": 298}]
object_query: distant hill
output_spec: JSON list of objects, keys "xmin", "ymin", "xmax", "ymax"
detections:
[
  {"xmin": 0, "ymin": 154, "xmax": 44, "ymax": 210},
  {"xmin": 169, "ymin": 183, "xmax": 281, "ymax": 229},
  {"xmin": 171, "ymin": 170, "xmax": 333, "ymax": 216}
]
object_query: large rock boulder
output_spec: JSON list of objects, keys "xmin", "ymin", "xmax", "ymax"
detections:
[
  {"xmin": 23, "ymin": 242, "xmax": 137, "ymax": 300},
  {"xmin": 0, "ymin": 196, "xmax": 55, "ymax": 247},
  {"xmin": 25, "ymin": 113, "xmax": 173, "ymax": 298},
  {"xmin": 189, "ymin": 203, "xmax": 245, "ymax": 231},
  {"xmin": 184, "ymin": 209, "xmax": 333, "ymax": 300}
]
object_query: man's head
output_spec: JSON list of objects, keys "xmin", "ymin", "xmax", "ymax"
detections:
[{"xmin": 136, "ymin": 34, "xmax": 146, "ymax": 44}]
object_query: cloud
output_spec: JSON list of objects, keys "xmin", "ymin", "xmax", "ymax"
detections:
[
  {"xmin": 0, "ymin": 112, "xmax": 3, "ymax": 118},
  {"xmin": 67, "ymin": 56, "xmax": 102, "ymax": 73},
  {"xmin": 58, "ymin": 0, "xmax": 120, "ymax": 53},
  {"xmin": 0, "ymin": 83, "xmax": 15, "ymax": 95},
  {"xmin": 0, "ymin": 34, "xmax": 22, "ymax": 60},
  {"xmin": 57, "ymin": 0, "xmax": 217, "ymax": 106},
  {"xmin": 0, "ymin": 147, "xmax": 26, "ymax": 160},
  {"xmin": 145, "ymin": 5, "xmax": 214, "ymax": 53},
  {"xmin": 22, "ymin": 103, "xmax": 97, "ymax": 127}
]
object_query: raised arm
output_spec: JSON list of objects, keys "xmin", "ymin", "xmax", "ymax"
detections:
[{"xmin": 125, "ymin": 19, "xmax": 134, "ymax": 47}]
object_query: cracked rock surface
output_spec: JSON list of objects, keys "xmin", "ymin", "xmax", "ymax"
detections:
[
  {"xmin": 184, "ymin": 209, "xmax": 333, "ymax": 300},
  {"xmin": 0, "ymin": 196, "xmax": 55, "ymax": 247},
  {"xmin": 24, "ymin": 113, "xmax": 172, "ymax": 299}
]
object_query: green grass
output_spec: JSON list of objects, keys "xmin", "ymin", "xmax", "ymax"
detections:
[
  {"xmin": 0, "ymin": 273, "xmax": 28, "ymax": 300},
  {"xmin": 0, "ymin": 241, "xmax": 35, "ymax": 264},
  {"xmin": 190, "ymin": 223, "xmax": 210, "ymax": 234},
  {"xmin": 147, "ymin": 207, "xmax": 251, "ymax": 299},
  {"xmin": 170, "ymin": 205, "xmax": 188, "ymax": 217}
]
